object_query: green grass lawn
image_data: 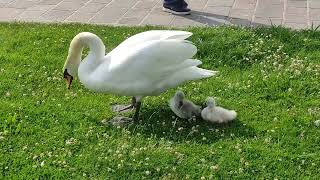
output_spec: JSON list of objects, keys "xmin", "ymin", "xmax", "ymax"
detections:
[{"xmin": 0, "ymin": 22, "xmax": 319, "ymax": 179}]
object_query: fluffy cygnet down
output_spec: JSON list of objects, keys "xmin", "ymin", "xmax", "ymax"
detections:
[
  {"xmin": 201, "ymin": 97, "xmax": 237, "ymax": 123},
  {"xmin": 169, "ymin": 90, "xmax": 201, "ymax": 119}
]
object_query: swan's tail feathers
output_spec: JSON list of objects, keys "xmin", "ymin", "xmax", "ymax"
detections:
[
  {"xmin": 195, "ymin": 68, "xmax": 219, "ymax": 79},
  {"xmin": 164, "ymin": 67, "xmax": 218, "ymax": 88},
  {"xmin": 181, "ymin": 66, "xmax": 218, "ymax": 80}
]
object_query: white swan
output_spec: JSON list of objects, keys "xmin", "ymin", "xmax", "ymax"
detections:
[
  {"xmin": 169, "ymin": 90, "xmax": 201, "ymax": 119},
  {"xmin": 63, "ymin": 30, "xmax": 218, "ymax": 122},
  {"xmin": 201, "ymin": 97, "xmax": 237, "ymax": 123}
]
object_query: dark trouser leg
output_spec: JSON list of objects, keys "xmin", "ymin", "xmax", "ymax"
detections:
[
  {"xmin": 163, "ymin": 0, "xmax": 183, "ymax": 7},
  {"xmin": 163, "ymin": 0, "xmax": 188, "ymax": 7},
  {"xmin": 182, "ymin": 0, "xmax": 188, "ymax": 8}
]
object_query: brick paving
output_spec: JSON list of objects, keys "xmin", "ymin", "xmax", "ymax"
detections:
[{"xmin": 0, "ymin": 0, "xmax": 318, "ymax": 29}]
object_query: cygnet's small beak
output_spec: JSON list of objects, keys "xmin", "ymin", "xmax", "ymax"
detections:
[{"xmin": 63, "ymin": 69, "xmax": 73, "ymax": 89}]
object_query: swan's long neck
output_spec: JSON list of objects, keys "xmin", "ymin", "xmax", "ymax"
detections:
[{"xmin": 64, "ymin": 32, "xmax": 105, "ymax": 76}]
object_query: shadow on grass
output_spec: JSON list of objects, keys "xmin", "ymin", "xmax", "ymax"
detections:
[
  {"xmin": 108, "ymin": 104, "xmax": 256, "ymax": 144},
  {"xmin": 178, "ymin": 10, "xmax": 268, "ymax": 27}
]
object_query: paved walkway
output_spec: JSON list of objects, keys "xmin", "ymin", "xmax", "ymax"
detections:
[{"xmin": 0, "ymin": 0, "xmax": 319, "ymax": 29}]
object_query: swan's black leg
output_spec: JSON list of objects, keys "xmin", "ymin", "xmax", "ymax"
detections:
[
  {"xmin": 132, "ymin": 97, "xmax": 137, "ymax": 106},
  {"xmin": 133, "ymin": 102, "xmax": 142, "ymax": 122}
]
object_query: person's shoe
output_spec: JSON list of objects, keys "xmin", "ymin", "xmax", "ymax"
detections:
[{"xmin": 163, "ymin": 5, "xmax": 191, "ymax": 15}]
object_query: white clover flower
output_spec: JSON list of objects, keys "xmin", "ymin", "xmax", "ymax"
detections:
[
  {"xmin": 314, "ymin": 120, "xmax": 320, "ymax": 127},
  {"xmin": 211, "ymin": 165, "xmax": 219, "ymax": 170},
  {"xmin": 65, "ymin": 138, "xmax": 77, "ymax": 145},
  {"xmin": 117, "ymin": 164, "xmax": 122, "ymax": 168},
  {"xmin": 239, "ymin": 167, "xmax": 243, "ymax": 173}
]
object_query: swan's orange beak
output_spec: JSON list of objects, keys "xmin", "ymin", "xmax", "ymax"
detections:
[{"xmin": 63, "ymin": 69, "xmax": 73, "ymax": 89}]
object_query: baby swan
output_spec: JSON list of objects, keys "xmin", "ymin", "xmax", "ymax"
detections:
[
  {"xmin": 201, "ymin": 97, "xmax": 237, "ymax": 123},
  {"xmin": 169, "ymin": 90, "xmax": 201, "ymax": 119}
]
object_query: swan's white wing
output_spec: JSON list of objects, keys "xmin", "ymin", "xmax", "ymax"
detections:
[
  {"xmin": 106, "ymin": 39, "xmax": 198, "ymax": 83},
  {"xmin": 108, "ymin": 30, "xmax": 193, "ymax": 57}
]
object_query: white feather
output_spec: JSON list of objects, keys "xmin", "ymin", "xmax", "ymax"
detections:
[
  {"xmin": 169, "ymin": 91, "xmax": 201, "ymax": 119},
  {"xmin": 64, "ymin": 31, "xmax": 218, "ymax": 101},
  {"xmin": 201, "ymin": 97, "xmax": 237, "ymax": 123}
]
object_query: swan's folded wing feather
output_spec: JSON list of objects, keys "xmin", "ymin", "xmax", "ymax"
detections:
[
  {"xmin": 108, "ymin": 30, "xmax": 193, "ymax": 57},
  {"xmin": 105, "ymin": 39, "xmax": 198, "ymax": 82}
]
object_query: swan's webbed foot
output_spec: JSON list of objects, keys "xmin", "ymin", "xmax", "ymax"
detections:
[
  {"xmin": 111, "ymin": 97, "xmax": 137, "ymax": 113},
  {"xmin": 110, "ymin": 102, "xmax": 141, "ymax": 123},
  {"xmin": 109, "ymin": 97, "xmax": 142, "ymax": 125},
  {"xmin": 111, "ymin": 104, "xmax": 134, "ymax": 113},
  {"xmin": 102, "ymin": 116, "xmax": 134, "ymax": 127}
]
